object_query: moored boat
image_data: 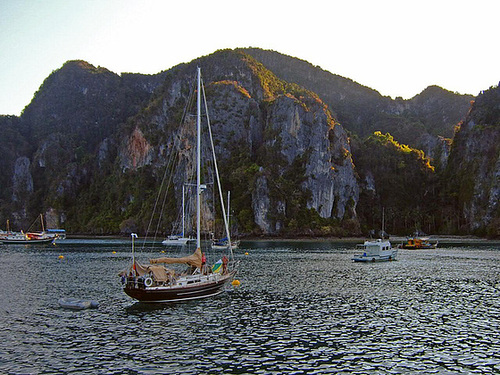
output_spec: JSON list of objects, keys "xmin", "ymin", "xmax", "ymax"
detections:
[
  {"xmin": 162, "ymin": 185, "xmax": 194, "ymax": 246},
  {"xmin": 353, "ymin": 208, "xmax": 397, "ymax": 262},
  {"xmin": 47, "ymin": 228, "xmax": 67, "ymax": 240},
  {"xmin": 120, "ymin": 68, "xmax": 237, "ymax": 303},
  {"xmin": 212, "ymin": 237, "xmax": 240, "ymax": 250},
  {"xmin": 211, "ymin": 191, "xmax": 239, "ymax": 250},
  {"xmin": 0, "ymin": 215, "xmax": 58, "ymax": 244},
  {"xmin": 352, "ymin": 238, "xmax": 398, "ymax": 262},
  {"xmin": 1, "ymin": 233, "xmax": 54, "ymax": 245},
  {"xmin": 161, "ymin": 234, "xmax": 194, "ymax": 246},
  {"xmin": 399, "ymin": 236, "xmax": 438, "ymax": 249}
]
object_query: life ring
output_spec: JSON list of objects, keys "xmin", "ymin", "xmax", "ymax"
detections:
[{"xmin": 144, "ymin": 276, "xmax": 153, "ymax": 287}]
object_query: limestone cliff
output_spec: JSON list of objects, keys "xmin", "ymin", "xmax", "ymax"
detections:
[
  {"xmin": 242, "ymin": 49, "xmax": 472, "ymax": 162},
  {"xmin": 0, "ymin": 48, "xmax": 497, "ymax": 236},
  {"xmin": 117, "ymin": 51, "xmax": 359, "ymax": 234},
  {"xmin": 446, "ymin": 84, "xmax": 500, "ymax": 236}
]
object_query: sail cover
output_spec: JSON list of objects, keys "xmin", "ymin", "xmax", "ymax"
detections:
[
  {"xmin": 120, "ymin": 262, "xmax": 174, "ymax": 282},
  {"xmin": 149, "ymin": 247, "xmax": 202, "ymax": 269}
]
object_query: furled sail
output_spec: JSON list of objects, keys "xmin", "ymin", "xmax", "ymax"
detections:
[{"xmin": 149, "ymin": 247, "xmax": 202, "ymax": 269}]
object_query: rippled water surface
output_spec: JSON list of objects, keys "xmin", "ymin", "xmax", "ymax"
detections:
[{"xmin": 1, "ymin": 238, "xmax": 500, "ymax": 374}]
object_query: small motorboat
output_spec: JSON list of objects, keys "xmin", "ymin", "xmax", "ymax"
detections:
[
  {"xmin": 399, "ymin": 236, "xmax": 438, "ymax": 249},
  {"xmin": 58, "ymin": 298, "xmax": 99, "ymax": 310},
  {"xmin": 352, "ymin": 238, "xmax": 398, "ymax": 262}
]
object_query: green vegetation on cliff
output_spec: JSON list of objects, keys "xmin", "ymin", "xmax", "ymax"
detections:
[
  {"xmin": 0, "ymin": 49, "xmax": 497, "ymax": 237},
  {"xmin": 354, "ymin": 131, "xmax": 438, "ymax": 235}
]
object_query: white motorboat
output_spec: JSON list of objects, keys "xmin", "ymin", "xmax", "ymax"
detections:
[{"xmin": 352, "ymin": 238, "xmax": 398, "ymax": 262}]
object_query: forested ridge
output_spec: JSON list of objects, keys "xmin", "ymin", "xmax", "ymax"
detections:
[{"xmin": 0, "ymin": 48, "xmax": 498, "ymax": 237}]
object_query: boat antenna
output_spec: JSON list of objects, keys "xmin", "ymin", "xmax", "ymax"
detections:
[{"xmin": 381, "ymin": 207, "xmax": 387, "ymax": 239}]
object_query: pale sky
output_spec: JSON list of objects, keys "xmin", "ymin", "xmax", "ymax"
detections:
[{"xmin": 1, "ymin": 0, "xmax": 498, "ymax": 116}]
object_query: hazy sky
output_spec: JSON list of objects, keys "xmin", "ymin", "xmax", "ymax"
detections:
[{"xmin": 1, "ymin": 0, "xmax": 498, "ymax": 115}]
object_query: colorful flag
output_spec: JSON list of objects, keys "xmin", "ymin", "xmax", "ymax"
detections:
[{"xmin": 212, "ymin": 259, "xmax": 223, "ymax": 273}]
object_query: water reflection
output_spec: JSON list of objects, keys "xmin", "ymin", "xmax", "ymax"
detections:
[{"xmin": 0, "ymin": 240, "xmax": 499, "ymax": 373}]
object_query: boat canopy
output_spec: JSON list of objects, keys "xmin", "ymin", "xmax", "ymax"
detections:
[
  {"xmin": 125, "ymin": 262, "xmax": 175, "ymax": 282},
  {"xmin": 149, "ymin": 247, "xmax": 202, "ymax": 270},
  {"xmin": 47, "ymin": 229, "xmax": 66, "ymax": 233}
]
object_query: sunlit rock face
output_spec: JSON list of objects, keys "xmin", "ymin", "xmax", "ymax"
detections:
[
  {"xmin": 258, "ymin": 95, "xmax": 358, "ymax": 232},
  {"xmin": 117, "ymin": 53, "xmax": 360, "ymax": 235},
  {"xmin": 119, "ymin": 127, "xmax": 153, "ymax": 170},
  {"xmin": 203, "ymin": 70, "xmax": 359, "ymax": 234}
]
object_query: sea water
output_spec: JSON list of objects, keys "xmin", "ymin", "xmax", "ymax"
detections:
[{"xmin": 0, "ymin": 238, "xmax": 499, "ymax": 374}]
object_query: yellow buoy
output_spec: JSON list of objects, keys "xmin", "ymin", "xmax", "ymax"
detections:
[
  {"xmin": 232, "ymin": 279, "xmax": 241, "ymax": 287},
  {"xmin": 112, "ymin": 251, "xmax": 116, "ymax": 254},
  {"xmin": 245, "ymin": 252, "xmax": 249, "ymax": 255},
  {"xmin": 58, "ymin": 255, "xmax": 64, "ymax": 260},
  {"xmin": 161, "ymin": 250, "xmax": 165, "ymax": 253}
]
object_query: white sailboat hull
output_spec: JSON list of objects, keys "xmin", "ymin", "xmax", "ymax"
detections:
[{"xmin": 161, "ymin": 237, "xmax": 194, "ymax": 246}]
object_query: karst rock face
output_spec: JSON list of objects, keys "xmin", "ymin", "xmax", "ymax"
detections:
[
  {"xmin": 446, "ymin": 85, "xmax": 500, "ymax": 235},
  {"xmin": 251, "ymin": 94, "xmax": 358, "ymax": 233},
  {"xmin": 117, "ymin": 51, "xmax": 359, "ymax": 234},
  {"xmin": 1, "ymin": 48, "xmax": 497, "ymax": 236}
]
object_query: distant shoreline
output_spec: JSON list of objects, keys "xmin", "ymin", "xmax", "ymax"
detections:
[{"xmin": 66, "ymin": 234, "xmax": 499, "ymax": 243}]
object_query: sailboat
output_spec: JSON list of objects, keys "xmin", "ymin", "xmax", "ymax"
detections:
[
  {"xmin": 212, "ymin": 191, "xmax": 240, "ymax": 250},
  {"xmin": 121, "ymin": 67, "xmax": 237, "ymax": 303},
  {"xmin": 162, "ymin": 184, "xmax": 194, "ymax": 246},
  {"xmin": 1, "ymin": 215, "xmax": 56, "ymax": 245}
]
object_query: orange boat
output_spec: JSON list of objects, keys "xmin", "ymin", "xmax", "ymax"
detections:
[{"xmin": 399, "ymin": 236, "xmax": 438, "ymax": 249}]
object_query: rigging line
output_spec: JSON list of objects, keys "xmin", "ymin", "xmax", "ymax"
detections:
[
  {"xmin": 141, "ymin": 136, "xmax": 179, "ymax": 251},
  {"xmin": 141, "ymin": 71, "xmax": 198, "ymax": 251},
  {"xmin": 141, "ymin": 154, "xmax": 171, "ymax": 249},
  {"xmin": 180, "ymin": 75, "xmax": 197, "ymax": 125},
  {"xmin": 26, "ymin": 214, "xmax": 42, "ymax": 232},
  {"xmin": 201, "ymin": 76, "xmax": 234, "ymax": 261},
  {"xmin": 151, "ymin": 156, "xmax": 177, "ymax": 244}
]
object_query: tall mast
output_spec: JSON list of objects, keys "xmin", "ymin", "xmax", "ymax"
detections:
[
  {"xmin": 200, "ymin": 78, "xmax": 233, "ymax": 259},
  {"xmin": 196, "ymin": 67, "xmax": 201, "ymax": 249},
  {"xmin": 227, "ymin": 191, "xmax": 231, "ymax": 227},
  {"xmin": 181, "ymin": 184, "xmax": 185, "ymax": 237}
]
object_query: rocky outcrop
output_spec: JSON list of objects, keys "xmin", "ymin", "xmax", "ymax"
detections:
[
  {"xmin": 267, "ymin": 95, "xmax": 358, "ymax": 222},
  {"xmin": 446, "ymin": 84, "xmax": 500, "ymax": 235},
  {"xmin": 252, "ymin": 174, "xmax": 272, "ymax": 233},
  {"xmin": 120, "ymin": 127, "xmax": 153, "ymax": 170},
  {"xmin": 12, "ymin": 156, "xmax": 33, "ymax": 202}
]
